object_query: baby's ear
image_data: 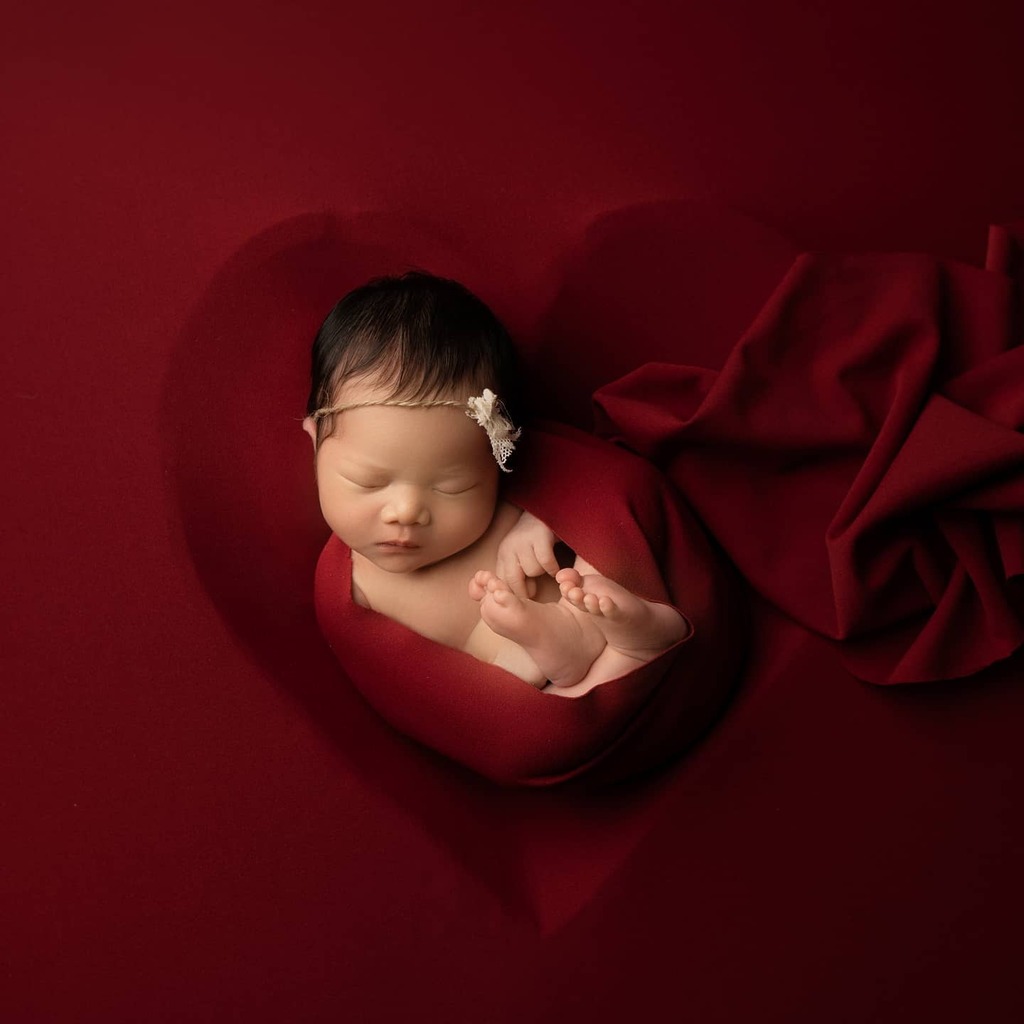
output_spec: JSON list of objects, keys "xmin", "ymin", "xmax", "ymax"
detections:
[{"xmin": 301, "ymin": 416, "xmax": 317, "ymax": 449}]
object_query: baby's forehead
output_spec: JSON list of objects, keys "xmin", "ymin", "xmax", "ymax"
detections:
[
  {"xmin": 329, "ymin": 402, "xmax": 489, "ymax": 463},
  {"xmin": 333, "ymin": 372, "xmax": 467, "ymax": 407}
]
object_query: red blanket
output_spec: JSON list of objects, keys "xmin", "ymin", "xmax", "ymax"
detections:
[
  {"xmin": 596, "ymin": 224, "xmax": 1024, "ymax": 684},
  {"xmin": 314, "ymin": 422, "xmax": 742, "ymax": 787}
]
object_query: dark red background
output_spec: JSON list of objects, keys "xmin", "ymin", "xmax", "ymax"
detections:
[{"xmin": 4, "ymin": 2, "xmax": 1024, "ymax": 1021}]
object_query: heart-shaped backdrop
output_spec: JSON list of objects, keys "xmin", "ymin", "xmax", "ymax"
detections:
[
  {"xmin": 160, "ymin": 203, "xmax": 796, "ymax": 933},
  {"xmin": 161, "ymin": 205, "xmax": 1024, "ymax": 964}
]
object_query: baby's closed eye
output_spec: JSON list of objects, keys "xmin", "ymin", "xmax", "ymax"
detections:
[
  {"xmin": 340, "ymin": 473, "xmax": 388, "ymax": 490},
  {"xmin": 434, "ymin": 483, "xmax": 478, "ymax": 496}
]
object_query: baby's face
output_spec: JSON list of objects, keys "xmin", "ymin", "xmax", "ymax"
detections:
[{"xmin": 308, "ymin": 380, "xmax": 500, "ymax": 574}]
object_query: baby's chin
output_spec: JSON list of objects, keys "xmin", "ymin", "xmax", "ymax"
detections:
[{"xmin": 360, "ymin": 544, "xmax": 453, "ymax": 573}]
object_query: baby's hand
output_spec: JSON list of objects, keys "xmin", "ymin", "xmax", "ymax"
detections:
[{"xmin": 495, "ymin": 510, "xmax": 560, "ymax": 599}]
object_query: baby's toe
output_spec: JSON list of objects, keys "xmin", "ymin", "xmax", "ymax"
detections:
[{"xmin": 556, "ymin": 567, "xmax": 583, "ymax": 589}]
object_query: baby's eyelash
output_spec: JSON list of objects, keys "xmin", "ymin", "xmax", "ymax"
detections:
[
  {"xmin": 341, "ymin": 475, "xmax": 386, "ymax": 489},
  {"xmin": 435, "ymin": 484, "xmax": 476, "ymax": 496},
  {"xmin": 337, "ymin": 473, "xmax": 475, "ymax": 495}
]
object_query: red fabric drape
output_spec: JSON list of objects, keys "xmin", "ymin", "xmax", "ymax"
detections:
[{"xmin": 596, "ymin": 224, "xmax": 1024, "ymax": 684}]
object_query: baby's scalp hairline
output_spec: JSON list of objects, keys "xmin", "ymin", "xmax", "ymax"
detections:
[
  {"xmin": 311, "ymin": 321, "xmax": 497, "ymax": 446},
  {"xmin": 327, "ymin": 324, "xmax": 496, "ymax": 404},
  {"xmin": 311, "ymin": 386, "xmax": 522, "ymax": 474},
  {"xmin": 311, "ymin": 365, "xmax": 495, "ymax": 448}
]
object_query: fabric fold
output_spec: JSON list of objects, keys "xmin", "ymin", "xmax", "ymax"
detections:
[{"xmin": 595, "ymin": 223, "xmax": 1024, "ymax": 684}]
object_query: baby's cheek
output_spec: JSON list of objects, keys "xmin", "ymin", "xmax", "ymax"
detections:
[
  {"xmin": 323, "ymin": 489, "xmax": 361, "ymax": 534},
  {"xmin": 470, "ymin": 500, "xmax": 498, "ymax": 540}
]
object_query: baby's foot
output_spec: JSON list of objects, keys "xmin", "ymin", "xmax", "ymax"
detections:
[
  {"xmin": 469, "ymin": 570, "xmax": 607, "ymax": 688},
  {"xmin": 555, "ymin": 568, "xmax": 690, "ymax": 664}
]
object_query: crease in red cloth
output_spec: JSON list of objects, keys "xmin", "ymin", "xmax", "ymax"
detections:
[{"xmin": 595, "ymin": 223, "xmax": 1024, "ymax": 685}]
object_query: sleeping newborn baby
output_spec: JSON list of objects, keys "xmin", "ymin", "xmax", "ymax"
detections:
[{"xmin": 302, "ymin": 271, "xmax": 690, "ymax": 697}]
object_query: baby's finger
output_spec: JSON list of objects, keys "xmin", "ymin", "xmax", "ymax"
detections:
[
  {"xmin": 505, "ymin": 564, "xmax": 531, "ymax": 599},
  {"xmin": 534, "ymin": 544, "xmax": 561, "ymax": 578},
  {"xmin": 494, "ymin": 554, "xmax": 511, "ymax": 583},
  {"xmin": 495, "ymin": 549, "xmax": 521, "ymax": 579},
  {"xmin": 517, "ymin": 551, "xmax": 546, "ymax": 580}
]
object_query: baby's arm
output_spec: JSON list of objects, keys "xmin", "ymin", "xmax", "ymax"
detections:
[{"xmin": 494, "ymin": 509, "xmax": 561, "ymax": 599}]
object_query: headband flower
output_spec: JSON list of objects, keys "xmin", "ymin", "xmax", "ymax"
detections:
[{"xmin": 465, "ymin": 389, "xmax": 520, "ymax": 472}]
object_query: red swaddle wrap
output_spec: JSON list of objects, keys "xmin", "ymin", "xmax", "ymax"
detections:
[{"xmin": 314, "ymin": 421, "xmax": 742, "ymax": 787}]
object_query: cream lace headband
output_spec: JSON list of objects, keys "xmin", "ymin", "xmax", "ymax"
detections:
[{"xmin": 310, "ymin": 388, "xmax": 521, "ymax": 472}]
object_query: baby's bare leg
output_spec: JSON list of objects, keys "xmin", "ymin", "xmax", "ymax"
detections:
[
  {"xmin": 556, "ymin": 567, "xmax": 691, "ymax": 662},
  {"xmin": 469, "ymin": 570, "xmax": 607, "ymax": 689}
]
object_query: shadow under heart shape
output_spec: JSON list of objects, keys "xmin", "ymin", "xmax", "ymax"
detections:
[{"xmin": 159, "ymin": 203, "xmax": 795, "ymax": 933}]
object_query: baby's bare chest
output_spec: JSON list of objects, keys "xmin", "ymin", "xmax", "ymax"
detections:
[{"xmin": 353, "ymin": 549, "xmax": 491, "ymax": 650}]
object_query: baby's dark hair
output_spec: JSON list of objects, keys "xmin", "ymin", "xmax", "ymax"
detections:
[{"xmin": 306, "ymin": 271, "xmax": 521, "ymax": 447}]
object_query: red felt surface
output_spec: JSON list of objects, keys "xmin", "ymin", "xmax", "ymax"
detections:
[{"xmin": 4, "ymin": 2, "xmax": 1024, "ymax": 1022}]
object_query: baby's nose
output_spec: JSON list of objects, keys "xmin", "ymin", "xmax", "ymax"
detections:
[{"xmin": 382, "ymin": 487, "xmax": 430, "ymax": 526}]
